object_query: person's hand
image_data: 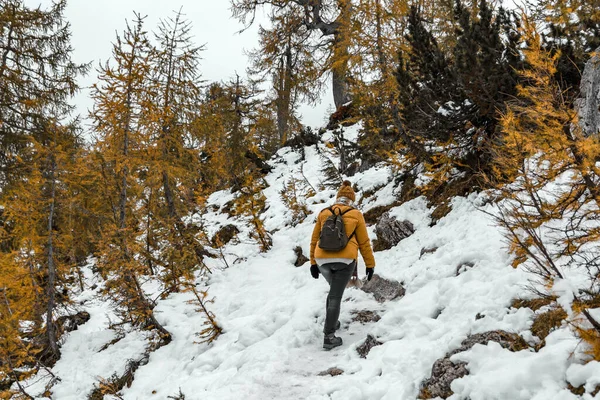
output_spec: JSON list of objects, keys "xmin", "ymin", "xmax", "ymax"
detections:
[
  {"xmin": 310, "ymin": 265, "xmax": 320, "ymax": 279},
  {"xmin": 366, "ymin": 267, "xmax": 374, "ymax": 281}
]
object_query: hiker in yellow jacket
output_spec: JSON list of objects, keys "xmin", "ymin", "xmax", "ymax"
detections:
[{"xmin": 310, "ymin": 180, "xmax": 376, "ymax": 349}]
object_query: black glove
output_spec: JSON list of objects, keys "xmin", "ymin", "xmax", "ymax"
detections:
[
  {"xmin": 366, "ymin": 268, "xmax": 374, "ymax": 281},
  {"xmin": 310, "ymin": 265, "xmax": 320, "ymax": 279}
]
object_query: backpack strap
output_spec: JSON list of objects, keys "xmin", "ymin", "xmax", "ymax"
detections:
[
  {"xmin": 340, "ymin": 207, "xmax": 354, "ymax": 216},
  {"xmin": 348, "ymin": 229, "xmax": 356, "ymax": 241},
  {"xmin": 328, "ymin": 205, "xmax": 353, "ymax": 216}
]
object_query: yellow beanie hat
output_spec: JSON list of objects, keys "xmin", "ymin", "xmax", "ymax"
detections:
[{"xmin": 336, "ymin": 180, "xmax": 355, "ymax": 202}]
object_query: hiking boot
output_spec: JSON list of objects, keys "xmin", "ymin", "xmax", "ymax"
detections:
[
  {"xmin": 323, "ymin": 334, "xmax": 343, "ymax": 350},
  {"xmin": 335, "ymin": 320, "xmax": 341, "ymax": 331}
]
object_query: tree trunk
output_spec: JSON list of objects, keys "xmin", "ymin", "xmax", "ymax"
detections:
[
  {"xmin": 374, "ymin": 0, "xmax": 387, "ymax": 76},
  {"xmin": 331, "ymin": 0, "xmax": 352, "ymax": 109},
  {"xmin": 45, "ymin": 152, "xmax": 60, "ymax": 362},
  {"xmin": 577, "ymin": 46, "xmax": 600, "ymax": 137},
  {"xmin": 145, "ymin": 188, "xmax": 154, "ymax": 275},
  {"xmin": 277, "ymin": 45, "xmax": 293, "ymax": 145},
  {"xmin": 332, "ymin": 65, "xmax": 351, "ymax": 109}
]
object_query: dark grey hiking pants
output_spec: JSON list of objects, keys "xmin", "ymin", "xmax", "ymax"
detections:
[{"xmin": 318, "ymin": 261, "xmax": 356, "ymax": 335}]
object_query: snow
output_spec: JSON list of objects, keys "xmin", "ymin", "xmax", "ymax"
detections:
[
  {"xmin": 567, "ymin": 361, "xmax": 600, "ymax": 393},
  {"xmin": 450, "ymin": 329, "xmax": 579, "ymax": 400},
  {"xmin": 20, "ymin": 129, "xmax": 600, "ymax": 399}
]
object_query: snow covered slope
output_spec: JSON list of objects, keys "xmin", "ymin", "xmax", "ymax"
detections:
[{"xmin": 25, "ymin": 128, "xmax": 600, "ymax": 399}]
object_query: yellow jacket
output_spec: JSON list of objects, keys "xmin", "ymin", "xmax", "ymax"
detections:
[{"xmin": 310, "ymin": 204, "xmax": 376, "ymax": 268}]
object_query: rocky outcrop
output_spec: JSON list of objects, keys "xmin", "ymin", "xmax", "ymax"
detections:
[
  {"xmin": 293, "ymin": 246, "xmax": 309, "ymax": 267},
  {"xmin": 318, "ymin": 367, "xmax": 344, "ymax": 376},
  {"xmin": 419, "ymin": 246, "xmax": 438, "ymax": 259},
  {"xmin": 356, "ymin": 334, "xmax": 383, "ymax": 358},
  {"xmin": 374, "ymin": 212, "xmax": 414, "ymax": 251},
  {"xmin": 419, "ymin": 330, "xmax": 529, "ymax": 399},
  {"xmin": 360, "ymin": 274, "xmax": 405, "ymax": 303},
  {"xmin": 57, "ymin": 311, "xmax": 90, "ymax": 333},
  {"xmin": 211, "ymin": 224, "xmax": 239, "ymax": 246},
  {"xmin": 351, "ymin": 310, "xmax": 381, "ymax": 324},
  {"xmin": 577, "ymin": 46, "xmax": 600, "ymax": 137}
]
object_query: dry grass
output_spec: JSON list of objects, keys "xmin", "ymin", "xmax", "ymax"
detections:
[
  {"xmin": 531, "ymin": 307, "xmax": 568, "ymax": 342},
  {"xmin": 511, "ymin": 297, "xmax": 555, "ymax": 312}
]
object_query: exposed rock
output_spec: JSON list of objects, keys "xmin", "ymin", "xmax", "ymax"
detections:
[
  {"xmin": 577, "ymin": 46, "xmax": 600, "ymax": 137},
  {"xmin": 430, "ymin": 201, "xmax": 452, "ymax": 225},
  {"xmin": 455, "ymin": 261, "xmax": 475, "ymax": 276},
  {"xmin": 356, "ymin": 334, "xmax": 382, "ymax": 358},
  {"xmin": 318, "ymin": 367, "xmax": 344, "ymax": 376},
  {"xmin": 351, "ymin": 310, "xmax": 381, "ymax": 324},
  {"xmin": 364, "ymin": 204, "xmax": 396, "ymax": 225},
  {"xmin": 57, "ymin": 311, "xmax": 90, "ymax": 333},
  {"xmin": 293, "ymin": 246, "xmax": 309, "ymax": 267},
  {"xmin": 419, "ymin": 359, "xmax": 469, "ymax": 399},
  {"xmin": 431, "ymin": 308, "xmax": 444, "ymax": 319},
  {"xmin": 568, "ymin": 383, "xmax": 600, "ymax": 397},
  {"xmin": 419, "ymin": 246, "xmax": 438, "ymax": 259},
  {"xmin": 455, "ymin": 331, "xmax": 529, "ymax": 353},
  {"xmin": 211, "ymin": 224, "xmax": 239, "ymax": 246},
  {"xmin": 360, "ymin": 274, "xmax": 405, "ymax": 303},
  {"xmin": 374, "ymin": 212, "xmax": 414, "ymax": 250},
  {"xmin": 283, "ymin": 126, "xmax": 320, "ymax": 148},
  {"xmin": 419, "ymin": 330, "xmax": 530, "ymax": 399}
]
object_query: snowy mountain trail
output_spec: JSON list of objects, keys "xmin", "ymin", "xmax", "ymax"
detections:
[{"xmin": 23, "ymin": 130, "xmax": 600, "ymax": 399}]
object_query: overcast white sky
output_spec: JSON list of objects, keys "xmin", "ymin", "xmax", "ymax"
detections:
[{"xmin": 25, "ymin": 0, "xmax": 332, "ymax": 129}]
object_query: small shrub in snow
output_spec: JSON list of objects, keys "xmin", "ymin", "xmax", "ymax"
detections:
[
  {"xmin": 184, "ymin": 284, "xmax": 222, "ymax": 344},
  {"xmin": 511, "ymin": 297, "xmax": 555, "ymax": 312},
  {"xmin": 279, "ymin": 177, "xmax": 312, "ymax": 226},
  {"xmin": 233, "ymin": 175, "xmax": 272, "ymax": 252},
  {"xmin": 167, "ymin": 388, "xmax": 187, "ymax": 399},
  {"xmin": 491, "ymin": 25, "xmax": 600, "ymax": 361}
]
